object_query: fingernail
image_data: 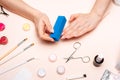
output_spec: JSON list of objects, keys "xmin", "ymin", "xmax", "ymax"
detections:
[
  {"xmin": 51, "ymin": 39, "xmax": 54, "ymax": 42},
  {"xmin": 61, "ymin": 36, "xmax": 65, "ymax": 39},
  {"xmin": 51, "ymin": 29, "xmax": 54, "ymax": 33}
]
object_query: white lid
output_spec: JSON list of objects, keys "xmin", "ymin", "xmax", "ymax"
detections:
[
  {"xmin": 37, "ymin": 68, "xmax": 46, "ymax": 78},
  {"xmin": 96, "ymin": 54, "xmax": 104, "ymax": 62},
  {"xmin": 48, "ymin": 54, "xmax": 57, "ymax": 62},
  {"xmin": 98, "ymin": 54, "xmax": 103, "ymax": 59},
  {"xmin": 56, "ymin": 65, "xmax": 65, "ymax": 75}
]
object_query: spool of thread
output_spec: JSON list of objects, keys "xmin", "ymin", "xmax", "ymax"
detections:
[
  {"xmin": 93, "ymin": 54, "xmax": 104, "ymax": 67},
  {"xmin": 50, "ymin": 16, "xmax": 67, "ymax": 41}
]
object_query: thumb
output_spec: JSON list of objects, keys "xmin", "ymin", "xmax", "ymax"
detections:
[{"xmin": 69, "ymin": 14, "xmax": 79, "ymax": 22}]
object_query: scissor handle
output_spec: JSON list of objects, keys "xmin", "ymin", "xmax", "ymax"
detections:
[
  {"xmin": 73, "ymin": 42, "xmax": 81, "ymax": 49},
  {"xmin": 82, "ymin": 56, "xmax": 90, "ymax": 63}
]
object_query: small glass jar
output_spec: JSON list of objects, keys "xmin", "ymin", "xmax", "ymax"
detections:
[{"xmin": 113, "ymin": 0, "xmax": 120, "ymax": 6}]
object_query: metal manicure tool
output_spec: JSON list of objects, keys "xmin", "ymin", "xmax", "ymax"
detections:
[
  {"xmin": 0, "ymin": 57, "xmax": 35, "ymax": 76},
  {"xmin": 0, "ymin": 38, "xmax": 28, "ymax": 61},
  {"xmin": 0, "ymin": 6, "xmax": 9, "ymax": 16},
  {"xmin": 0, "ymin": 43, "xmax": 34, "ymax": 65},
  {"xmin": 66, "ymin": 74, "xmax": 87, "ymax": 80},
  {"xmin": 64, "ymin": 42, "xmax": 90, "ymax": 63},
  {"xmin": 64, "ymin": 56, "xmax": 90, "ymax": 63}
]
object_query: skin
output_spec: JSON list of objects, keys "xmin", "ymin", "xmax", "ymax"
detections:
[
  {"xmin": 61, "ymin": 0, "xmax": 112, "ymax": 39},
  {"xmin": 0, "ymin": 0, "xmax": 111, "ymax": 41},
  {"xmin": 0, "ymin": 0, "xmax": 54, "ymax": 42}
]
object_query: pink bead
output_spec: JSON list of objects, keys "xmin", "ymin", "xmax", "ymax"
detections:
[
  {"xmin": 0, "ymin": 23, "xmax": 5, "ymax": 31},
  {"xmin": 0, "ymin": 36, "xmax": 8, "ymax": 45}
]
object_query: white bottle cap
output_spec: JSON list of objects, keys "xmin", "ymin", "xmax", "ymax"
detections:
[
  {"xmin": 48, "ymin": 54, "xmax": 57, "ymax": 62},
  {"xmin": 56, "ymin": 65, "xmax": 65, "ymax": 75},
  {"xmin": 96, "ymin": 54, "xmax": 104, "ymax": 62},
  {"xmin": 98, "ymin": 54, "xmax": 103, "ymax": 59},
  {"xmin": 37, "ymin": 68, "xmax": 46, "ymax": 78}
]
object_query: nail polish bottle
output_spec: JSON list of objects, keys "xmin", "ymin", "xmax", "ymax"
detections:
[{"xmin": 93, "ymin": 54, "xmax": 104, "ymax": 67}]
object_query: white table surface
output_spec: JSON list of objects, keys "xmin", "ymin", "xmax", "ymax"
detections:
[{"xmin": 0, "ymin": 0, "xmax": 120, "ymax": 80}]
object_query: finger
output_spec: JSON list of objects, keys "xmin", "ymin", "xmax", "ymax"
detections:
[
  {"xmin": 44, "ymin": 18, "xmax": 53, "ymax": 33},
  {"xmin": 73, "ymin": 23, "xmax": 91, "ymax": 38},
  {"xmin": 69, "ymin": 14, "xmax": 79, "ymax": 22},
  {"xmin": 61, "ymin": 22, "xmax": 79, "ymax": 39},
  {"xmin": 65, "ymin": 17, "xmax": 87, "ymax": 34},
  {"xmin": 63, "ymin": 23, "xmax": 79, "ymax": 36},
  {"xmin": 39, "ymin": 21, "xmax": 45, "ymax": 37},
  {"xmin": 62, "ymin": 22, "xmax": 90, "ymax": 39},
  {"xmin": 62, "ymin": 20, "xmax": 78, "ymax": 35},
  {"xmin": 38, "ymin": 21, "xmax": 53, "ymax": 41},
  {"xmin": 41, "ymin": 33, "xmax": 54, "ymax": 42},
  {"xmin": 62, "ymin": 20, "xmax": 88, "ymax": 39}
]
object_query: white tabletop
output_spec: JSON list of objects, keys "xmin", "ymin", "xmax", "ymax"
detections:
[{"xmin": 0, "ymin": 0, "xmax": 120, "ymax": 80}]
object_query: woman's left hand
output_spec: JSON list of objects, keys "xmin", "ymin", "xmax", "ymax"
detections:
[{"xmin": 61, "ymin": 12, "xmax": 103, "ymax": 39}]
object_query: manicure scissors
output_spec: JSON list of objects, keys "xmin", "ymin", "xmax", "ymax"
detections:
[
  {"xmin": 65, "ymin": 42, "xmax": 81, "ymax": 63},
  {"xmin": 0, "ymin": 6, "xmax": 9, "ymax": 16},
  {"xmin": 64, "ymin": 56, "xmax": 90, "ymax": 63},
  {"xmin": 65, "ymin": 42, "xmax": 90, "ymax": 63}
]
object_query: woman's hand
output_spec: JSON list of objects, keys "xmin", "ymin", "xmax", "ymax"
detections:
[
  {"xmin": 61, "ymin": 12, "xmax": 103, "ymax": 39},
  {"xmin": 34, "ymin": 12, "xmax": 54, "ymax": 42}
]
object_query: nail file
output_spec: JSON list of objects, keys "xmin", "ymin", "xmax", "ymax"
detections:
[
  {"xmin": 12, "ymin": 68, "xmax": 32, "ymax": 80},
  {"xmin": 50, "ymin": 16, "xmax": 67, "ymax": 41}
]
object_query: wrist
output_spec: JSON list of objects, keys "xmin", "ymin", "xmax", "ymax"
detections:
[
  {"xmin": 32, "ymin": 10, "xmax": 42, "ymax": 22},
  {"xmin": 90, "ymin": 10, "xmax": 104, "ymax": 19}
]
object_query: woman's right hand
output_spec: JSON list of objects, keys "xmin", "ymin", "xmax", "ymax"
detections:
[{"xmin": 34, "ymin": 12, "xmax": 54, "ymax": 42}]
